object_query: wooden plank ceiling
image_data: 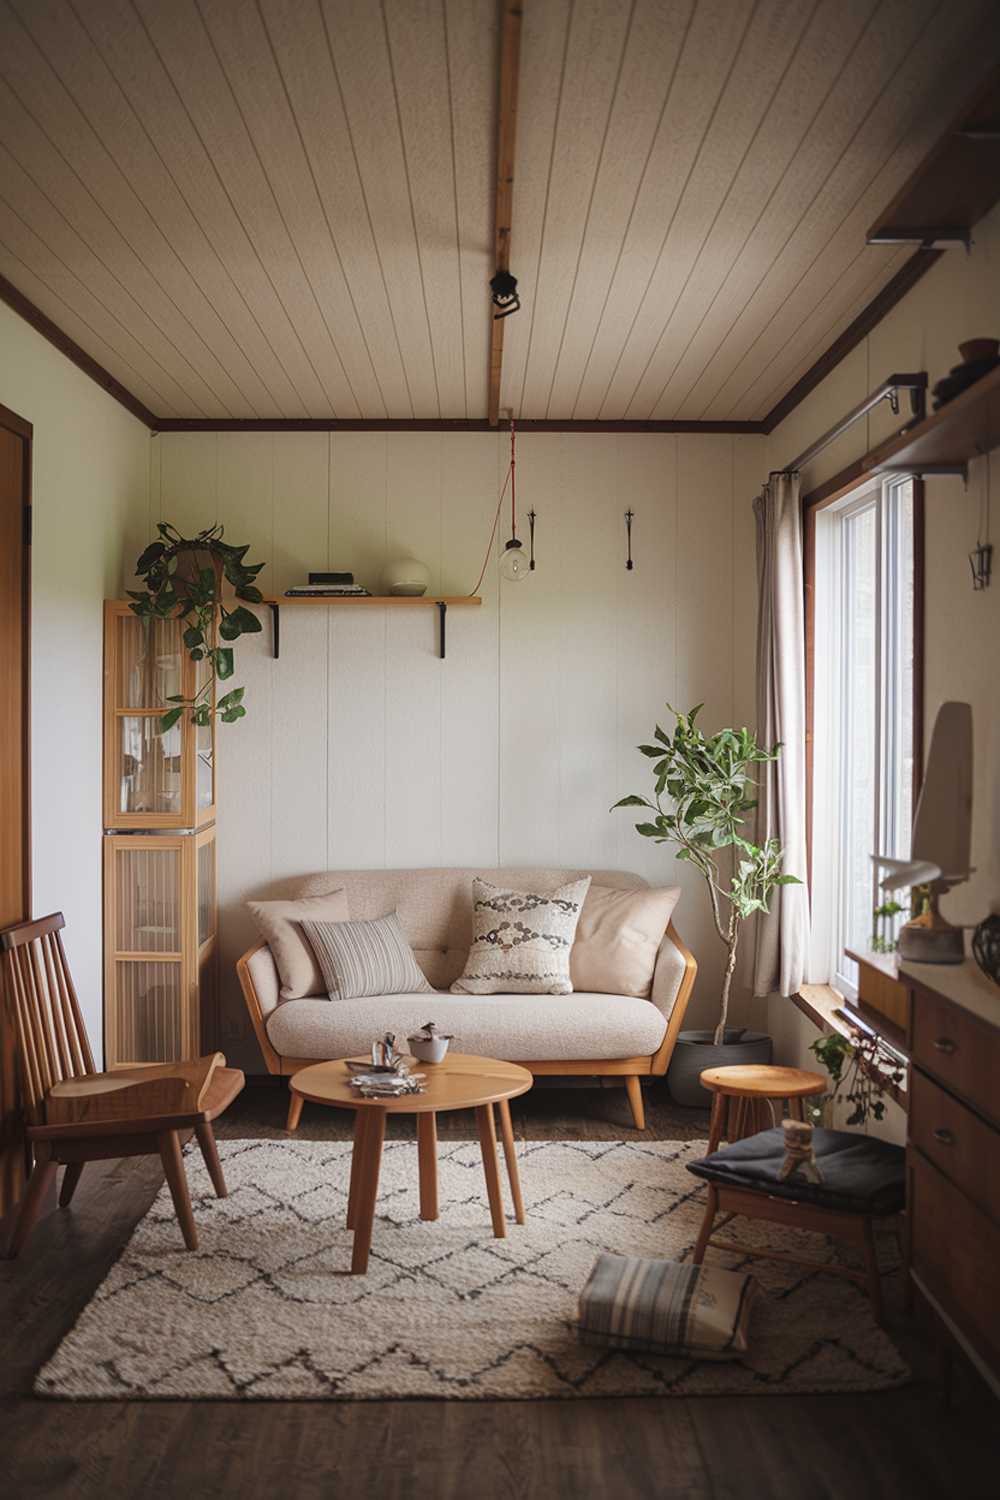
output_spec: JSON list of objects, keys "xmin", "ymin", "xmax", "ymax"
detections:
[{"xmin": 0, "ymin": 0, "xmax": 998, "ymax": 425}]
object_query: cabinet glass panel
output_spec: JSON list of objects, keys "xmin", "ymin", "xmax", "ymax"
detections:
[
  {"xmin": 113, "ymin": 846, "xmax": 181, "ymax": 953},
  {"xmin": 196, "ymin": 722, "xmax": 214, "ymax": 810},
  {"xmin": 116, "ymin": 615, "xmax": 183, "ymax": 708},
  {"xmin": 114, "ymin": 961, "xmax": 183, "ymax": 1062},
  {"xmin": 118, "ymin": 717, "xmax": 183, "ymax": 816},
  {"xmin": 197, "ymin": 837, "xmax": 216, "ymax": 946}
]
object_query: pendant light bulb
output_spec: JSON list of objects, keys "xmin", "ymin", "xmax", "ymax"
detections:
[{"xmin": 500, "ymin": 536, "xmax": 528, "ymax": 582}]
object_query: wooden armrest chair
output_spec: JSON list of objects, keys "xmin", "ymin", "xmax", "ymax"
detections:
[{"xmin": 1, "ymin": 912, "xmax": 244, "ymax": 1257}]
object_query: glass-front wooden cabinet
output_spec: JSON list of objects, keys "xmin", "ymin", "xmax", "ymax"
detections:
[
  {"xmin": 103, "ymin": 601, "xmax": 215, "ymax": 830},
  {"xmin": 103, "ymin": 602, "xmax": 218, "ymax": 1068},
  {"xmin": 103, "ymin": 827, "xmax": 217, "ymax": 1067}
]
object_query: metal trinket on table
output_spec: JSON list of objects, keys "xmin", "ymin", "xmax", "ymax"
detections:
[{"xmin": 346, "ymin": 1034, "xmax": 427, "ymax": 1097}]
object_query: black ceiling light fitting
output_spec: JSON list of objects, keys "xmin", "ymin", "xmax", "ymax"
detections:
[{"xmin": 490, "ymin": 269, "xmax": 520, "ymax": 319}]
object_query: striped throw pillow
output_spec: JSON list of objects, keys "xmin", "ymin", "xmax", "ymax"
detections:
[
  {"xmin": 301, "ymin": 913, "xmax": 433, "ymax": 1001},
  {"xmin": 578, "ymin": 1253, "xmax": 756, "ymax": 1360}
]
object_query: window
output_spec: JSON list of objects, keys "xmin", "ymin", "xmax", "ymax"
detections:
[{"xmin": 807, "ymin": 475, "xmax": 920, "ymax": 997}]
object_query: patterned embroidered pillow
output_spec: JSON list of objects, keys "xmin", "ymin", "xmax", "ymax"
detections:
[
  {"xmin": 578, "ymin": 1253, "xmax": 757, "ymax": 1361},
  {"xmin": 301, "ymin": 912, "xmax": 433, "ymax": 1001},
  {"xmin": 450, "ymin": 876, "xmax": 591, "ymax": 995}
]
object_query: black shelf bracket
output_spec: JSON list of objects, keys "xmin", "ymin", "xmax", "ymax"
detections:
[{"xmin": 267, "ymin": 599, "xmax": 450, "ymax": 659}]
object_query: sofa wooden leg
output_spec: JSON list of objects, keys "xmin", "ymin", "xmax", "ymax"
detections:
[
  {"xmin": 624, "ymin": 1075, "xmax": 645, "ymax": 1131},
  {"xmin": 286, "ymin": 1090, "xmax": 304, "ymax": 1132}
]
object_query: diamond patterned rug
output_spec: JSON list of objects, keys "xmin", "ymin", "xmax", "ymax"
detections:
[{"xmin": 37, "ymin": 1138, "xmax": 909, "ymax": 1400}]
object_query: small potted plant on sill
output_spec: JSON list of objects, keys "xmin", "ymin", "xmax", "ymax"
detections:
[
  {"xmin": 128, "ymin": 522, "xmax": 266, "ymax": 732},
  {"xmin": 613, "ymin": 704, "xmax": 801, "ymax": 1106},
  {"xmin": 809, "ymin": 1027, "xmax": 906, "ymax": 1127}
]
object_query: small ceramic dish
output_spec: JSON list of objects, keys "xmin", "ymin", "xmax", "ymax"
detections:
[{"xmin": 407, "ymin": 1022, "xmax": 453, "ymax": 1064}]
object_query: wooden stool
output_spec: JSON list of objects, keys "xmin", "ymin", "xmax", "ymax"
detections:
[{"xmin": 699, "ymin": 1065, "xmax": 826, "ymax": 1154}]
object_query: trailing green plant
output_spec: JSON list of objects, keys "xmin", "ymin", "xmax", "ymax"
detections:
[
  {"xmin": 809, "ymin": 1026, "xmax": 905, "ymax": 1127},
  {"xmin": 612, "ymin": 704, "xmax": 800, "ymax": 1046},
  {"xmin": 128, "ymin": 522, "xmax": 265, "ymax": 733}
]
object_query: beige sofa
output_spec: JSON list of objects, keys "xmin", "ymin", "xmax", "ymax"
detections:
[{"xmin": 237, "ymin": 867, "xmax": 696, "ymax": 1130}]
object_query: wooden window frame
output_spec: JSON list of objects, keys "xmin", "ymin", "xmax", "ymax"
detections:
[{"xmin": 803, "ymin": 473, "xmax": 925, "ymax": 894}]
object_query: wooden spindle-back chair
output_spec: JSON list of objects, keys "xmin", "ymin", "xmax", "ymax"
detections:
[{"xmin": 1, "ymin": 912, "xmax": 244, "ymax": 1256}]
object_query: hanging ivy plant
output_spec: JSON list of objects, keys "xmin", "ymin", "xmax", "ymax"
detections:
[{"xmin": 128, "ymin": 522, "xmax": 266, "ymax": 733}]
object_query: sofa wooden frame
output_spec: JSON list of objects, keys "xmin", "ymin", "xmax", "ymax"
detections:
[{"xmin": 236, "ymin": 924, "xmax": 697, "ymax": 1131}]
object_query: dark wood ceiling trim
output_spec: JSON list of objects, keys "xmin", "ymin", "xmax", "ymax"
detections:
[
  {"xmin": 0, "ymin": 273, "xmax": 157, "ymax": 429},
  {"xmin": 488, "ymin": 2, "xmax": 523, "ymax": 428},
  {"xmin": 760, "ymin": 249, "xmax": 941, "ymax": 434},
  {"xmin": 150, "ymin": 416, "xmax": 765, "ymax": 434}
]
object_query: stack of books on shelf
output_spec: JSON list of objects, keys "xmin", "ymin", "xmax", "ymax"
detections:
[{"xmin": 284, "ymin": 572, "xmax": 371, "ymax": 598}]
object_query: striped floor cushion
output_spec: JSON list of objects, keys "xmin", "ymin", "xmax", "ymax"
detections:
[{"xmin": 578, "ymin": 1252, "xmax": 756, "ymax": 1360}]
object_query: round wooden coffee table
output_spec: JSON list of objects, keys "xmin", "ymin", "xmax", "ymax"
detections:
[{"xmin": 289, "ymin": 1053, "xmax": 533, "ymax": 1273}]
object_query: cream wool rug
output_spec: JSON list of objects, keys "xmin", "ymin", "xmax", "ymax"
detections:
[{"xmin": 37, "ymin": 1138, "xmax": 908, "ymax": 1400}]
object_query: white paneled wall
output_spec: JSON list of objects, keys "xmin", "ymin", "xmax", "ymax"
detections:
[{"xmin": 148, "ymin": 430, "xmax": 762, "ymax": 1069}]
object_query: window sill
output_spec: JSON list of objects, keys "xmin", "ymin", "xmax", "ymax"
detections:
[
  {"xmin": 792, "ymin": 983, "xmax": 849, "ymax": 1033},
  {"xmin": 791, "ymin": 985, "xmax": 909, "ymax": 1109}
]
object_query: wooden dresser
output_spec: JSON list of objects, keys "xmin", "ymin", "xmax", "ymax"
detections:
[{"xmin": 901, "ymin": 959, "xmax": 1000, "ymax": 1398}]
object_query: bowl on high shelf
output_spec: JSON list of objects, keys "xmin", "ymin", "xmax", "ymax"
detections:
[
  {"xmin": 932, "ymin": 337, "xmax": 1000, "ymax": 410},
  {"xmin": 666, "ymin": 1028, "xmax": 773, "ymax": 1108},
  {"xmin": 383, "ymin": 557, "xmax": 430, "ymax": 597}
]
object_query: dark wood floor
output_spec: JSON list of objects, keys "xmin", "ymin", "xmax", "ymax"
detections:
[{"xmin": 1, "ymin": 1079, "xmax": 997, "ymax": 1500}]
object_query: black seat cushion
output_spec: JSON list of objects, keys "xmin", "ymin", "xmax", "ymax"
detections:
[{"xmin": 686, "ymin": 1127, "xmax": 905, "ymax": 1216}]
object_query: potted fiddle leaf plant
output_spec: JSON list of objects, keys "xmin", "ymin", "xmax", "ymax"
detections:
[
  {"xmin": 613, "ymin": 704, "xmax": 801, "ymax": 1106},
  {"xmin": 128, "ymin": 522, "xmax": 266, "ymax": 733}
]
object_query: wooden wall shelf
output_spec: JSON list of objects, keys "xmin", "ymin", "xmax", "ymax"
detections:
[
  {"xmin": 262, "ymin": 595, "xmax": 482, "ymax": 659},
  {"xmin": 868, "ymin": 64, "xmax": 1000, "ymax": 245},
  {"xmin": 868, "ymin": 362, "xmax": 1000, "ymax": 476}
]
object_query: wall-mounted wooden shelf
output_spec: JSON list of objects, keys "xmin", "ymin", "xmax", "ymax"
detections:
[
  {"xmin": 804, "ymin": 362, "xmax": 1000, "ymax": 510},
  {"xmin": 868, "ymin": 64, "xmax": 1000, "ymax": 247},
  {"xmin": 261, "ymin": 595, "xmax": 482, "ymax": 660},
  {"xmin": 868, "ymin": 362, "xmax": 1000, "ymax": 475}
]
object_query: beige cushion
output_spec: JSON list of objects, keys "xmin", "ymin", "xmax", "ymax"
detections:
[
  {"xmin": 295, "ymin": 868, "xmax": 648, "ymax": 992},
  {"xmin": 571, "ymin": 884, "xmax": 681, "ymax": 998},
  {"xmin": 451, "ymin": 877, "xmax": 591, "ymax": 995},
  {"xmin": 265, "ymin": 990, "xmax": 667, "ymax": 1063},
  {"xmin": 247, "ymin": 890, "xmax": 349, "ymax": 1000}
]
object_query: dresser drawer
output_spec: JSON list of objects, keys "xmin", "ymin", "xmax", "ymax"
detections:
[
  {"xmin": 909, "ymin": 1151, "xmax": 1000, "ymax": 1377},
  {"xmin": 909, "ymin": 1069, "xmax": 1000, "ymax": 1224},
  {"xmin": 910, "ymin": 988, "xmax": 998, "ymax": 1126}
]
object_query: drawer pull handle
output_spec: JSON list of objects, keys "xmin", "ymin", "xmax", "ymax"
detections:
[
  {"xmin": 933, "ymin": 1037, "xmax": 957, "ymax": 1055},
  {"xmin": 932, "ymin": 1128, "xmax": 955, "ymax": 1146}
]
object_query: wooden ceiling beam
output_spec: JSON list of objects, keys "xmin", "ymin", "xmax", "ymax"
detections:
[{"xmin": 488, "ymin": 2, "xmax": 523, "ymax": 427}]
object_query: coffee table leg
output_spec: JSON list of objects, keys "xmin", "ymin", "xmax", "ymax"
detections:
[
  {"xmin": 476, "ymin": 1103, "xmax": 506, "ymax": 1239},
  {"xmin": 417, "ymin": 1111, "xmax": 438, "ymax": 1221},
  {"xmin": 496, "ymin": 1098, "xmax": 525, "ymax": 1224},
  {"xmin": 351, "ymin": 1108, "xmax": 386, "ymax": 1275},
  {"xmin": 347, "ymin": 1110, "xmax": 370, "ymax": 1230}
]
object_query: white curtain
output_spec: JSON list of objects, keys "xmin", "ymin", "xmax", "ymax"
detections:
[{"xmin": 752, "ymin": 471, "xmax": 809, "ymax": 998}]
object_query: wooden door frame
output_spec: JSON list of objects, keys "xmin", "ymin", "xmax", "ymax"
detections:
[
  {"xmin": 0, "ymin": 399, "xmax": 31, "ymax": 914},
  {"xmin": 0, "ymin": 399, "xmax": 32, "ymax": 1230}
]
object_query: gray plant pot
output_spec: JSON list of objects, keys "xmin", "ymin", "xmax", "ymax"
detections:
[{"xmin": 666, "ymin": 1029, "xmax": 773, "ymax": 1108}]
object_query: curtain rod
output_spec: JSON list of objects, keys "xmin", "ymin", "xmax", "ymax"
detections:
[{"xmin": 773, "ymin": 372, "xmax": 927, "ymax": 476}]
